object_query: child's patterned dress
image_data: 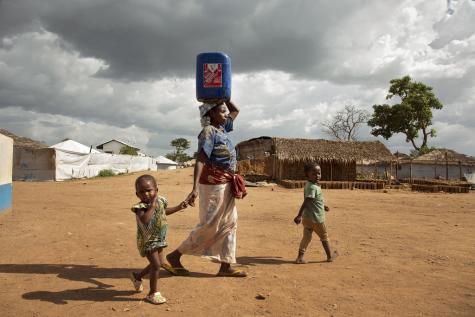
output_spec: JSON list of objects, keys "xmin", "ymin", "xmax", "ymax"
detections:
[{"xmin": 131, "ymin": 197, "xmax": 168, "ymax": 257}]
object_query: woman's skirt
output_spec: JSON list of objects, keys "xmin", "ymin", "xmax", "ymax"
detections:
[{"xmin": 178, "ymin": 182, "xmax": 237, "ymax": 264}]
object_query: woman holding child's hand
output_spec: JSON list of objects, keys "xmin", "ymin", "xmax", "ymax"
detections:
[{"xmin": 166, "ymin": 99, "xmax": 247, "ymax": 277}]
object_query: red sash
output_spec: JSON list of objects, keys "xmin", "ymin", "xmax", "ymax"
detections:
[{"xmin": 199, "ymin": 165, "xmax": 247, "ymax": 199}]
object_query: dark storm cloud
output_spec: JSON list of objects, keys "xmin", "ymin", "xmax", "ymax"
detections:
[{"xmin": 0, "ymin": 0, "xmax": 400, "ymax": 81}]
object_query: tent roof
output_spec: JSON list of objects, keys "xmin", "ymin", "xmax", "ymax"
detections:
[
  {"xmin": 50, "ymin": 139, "xmax": 100, "ymax": 154},
  {"xmin": 155, "ymin": 156, "xmax": 178, "ymax": 165}
]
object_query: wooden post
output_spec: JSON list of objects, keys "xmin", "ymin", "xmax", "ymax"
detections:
[
  {"xmin": 279, "ymin": 160, "xmax": 282, "ymax": 182},
  {"xmin": 445, "ymin": 151, "xmax": 449, "ymax": 180},
  {"xmin": 330, "ymin": 161, "xmax": 333, "ymax": 181},
  {"xmin": 389, "ymin": 161, "xmax": 392, "ymax": 186},
  {"xmin": 385, "ymin": 164, "xmax": 388, "ymax": 184},
  {"xmin": 409, "ymin": 159, "xmax": 413, "ymax": 183},
  {"xmin": 395, "ymin": 151, "xmax": 399, "ymax": 181},
  {"xmin": 459, "ymin": 160, "xmax": 462, "ymax": 180}
]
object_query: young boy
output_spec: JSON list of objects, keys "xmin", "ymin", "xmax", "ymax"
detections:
[
  {"xmin": 293, "ymin": 163, "xmax": 335, "ymax": 263},
  {"xmin": 130, "ymin": 174, "xmax": 188, "ymax": 304}
]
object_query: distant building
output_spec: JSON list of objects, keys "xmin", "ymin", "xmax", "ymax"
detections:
[
  {"xmin": 96, "ymin": 139, "xmax": 140, "ymax": 155},
  {"xmin": 236, "ymin": 136, "xmax": 394, "ymax": 182},
  {"xmin": 155, "ymin": 156, "xmax": 178, "ymax": 170},
  {"xmin": 396, "ymin": 149, "xmax": 475, "ymax": 181}
]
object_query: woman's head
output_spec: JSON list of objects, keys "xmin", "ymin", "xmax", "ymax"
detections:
[
  {"xmin": 135, "ymin": 174, "xmax": 158, "ymax": 204},
  {"xmin": 208, "ymin": 103, "xmax": 227, "ymax": 126},
  {"xmin": 199, "ymin": 101, "xmax": 227, "ymax": 127}
]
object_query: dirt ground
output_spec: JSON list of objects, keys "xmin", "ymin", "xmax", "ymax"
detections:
[{"xmin": 1, "ymin": 168, "xmax": 474, "ymax": 317}]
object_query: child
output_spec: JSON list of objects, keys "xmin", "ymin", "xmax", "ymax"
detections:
[
  {"xmin": 293, "ymin": 163, "xmax": 335, "ymax": 263},
  {"xmin": 129, "ymin": 174, "xmax": 187, "ymax": 304}
]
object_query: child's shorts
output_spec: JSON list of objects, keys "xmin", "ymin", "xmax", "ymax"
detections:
[{"xmin": 302, "ymin": 217, "xmax": 328, "ymax": 242}]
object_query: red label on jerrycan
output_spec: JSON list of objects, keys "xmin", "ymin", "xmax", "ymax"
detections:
[{"xmin": 203, "ymin": 63, "xmax": 222, "ymax": 88}]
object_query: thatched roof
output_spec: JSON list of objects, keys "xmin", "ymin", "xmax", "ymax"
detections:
[
  {"xmin": 0, "ymin": 129, "xmax": 47, "ymax": 149},
  {"xmin": 411, "ymin": 149, "xmax": 475, "ymax": 164},
  {"xmin": 238, "ymin": 136, "xmax": 394, "ymax": 163}
]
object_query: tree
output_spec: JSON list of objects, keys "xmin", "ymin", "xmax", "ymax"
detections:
[
  {"xmin": 322, "ymin": 105, "xmax": 370, "ymax": 141},
  {"xmin": 120, "ymin": 145, "xmax": 138, "ymax": 155},
  {"xmin": 167, "ymin": 137, "xmax": 192, "ymax": 163},
  {"xmin": 368, "ymin": 75, "xmax": 443, "ymax": 154}
]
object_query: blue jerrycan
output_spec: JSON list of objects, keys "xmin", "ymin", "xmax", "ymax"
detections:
[{"xmin": 196, "ymin": 52, "xmax": 231, "ymax": 102}]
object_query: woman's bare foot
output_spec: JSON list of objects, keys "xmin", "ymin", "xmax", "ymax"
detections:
[
  {"xmin": 165, "ymin": 250, "xmax": 190, "ymax": 275},
  {"xmin": 217, "ymin": 263, "xmax": 247, "ymax": 277},
  {"xmin": 166, "ymin": 250, "xmax": 184, "ymax": 268}
]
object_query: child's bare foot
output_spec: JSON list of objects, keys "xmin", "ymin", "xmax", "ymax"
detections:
[
  {"xmin": 295, "ymin": 251, "xmax": 306, "ymax": 264},
  {"xmin": 326, "ymin": 250, "xmax": 338, "ymax": 262},
  {"xmin": 129, "ymin": 272, "xmax": 143, "ymax": 292}
]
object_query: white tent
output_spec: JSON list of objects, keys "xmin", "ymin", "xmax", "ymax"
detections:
[
  {"xmin": 50, "ymin": 140, "xmax": 100, "ymax": 154},
  {"xmin": 156, "ymin": 156, "xmax": 178, "ymax": 170},
  {"xmin": 14, "ymin": 140, "xmax": 158, "ymax": 181}
]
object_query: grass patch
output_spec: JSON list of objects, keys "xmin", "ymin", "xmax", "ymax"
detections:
[{"xmin": 98, "ymin": 169, "xmax": 116, "ymax": 177}]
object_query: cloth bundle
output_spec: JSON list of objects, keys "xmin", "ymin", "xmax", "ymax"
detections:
[{"xmin": 199, "ymin": 164, "xmax": 247, "ymax": 199}]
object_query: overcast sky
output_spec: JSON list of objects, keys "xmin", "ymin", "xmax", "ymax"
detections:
[{"xmin": 1, "ymin": 0, "xmax": 474, "ymax": 157}]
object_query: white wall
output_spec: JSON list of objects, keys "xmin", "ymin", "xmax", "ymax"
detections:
[
  {"xmin": 157, "ymin": 164, "xmax": 177, "ymax": 170},
  {"xmin": 396, "ymin": 162, "xmax": 474, "ymax": 180},
  {"xmin": 0, "ymin": 134, "xmax": 13, "ymax": 213}
]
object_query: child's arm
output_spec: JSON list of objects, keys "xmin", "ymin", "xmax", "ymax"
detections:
[
  {"xmin": 165, "ymin": 201, "xmax": 188, "ymax": 215},
  {"xmin": 294, "ymin": 198, "xmax": 312, "ymax": 224},
  {"xmin": 136, "ymin": 195, "xmax": 158, "ymax": 224}
]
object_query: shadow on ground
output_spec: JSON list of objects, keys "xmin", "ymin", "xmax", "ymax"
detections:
[
  {"xmin": 0, "ymin": 263, "xmax": 214, "ymax": 304},
  {"xmin": 237, "ymin": 256, "xmax": 328, "ymax": 266}
]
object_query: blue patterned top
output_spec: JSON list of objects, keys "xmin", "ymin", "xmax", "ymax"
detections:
[{"xmin": 198, "ymin": 118, "xmax": 236, "ymax": 172}]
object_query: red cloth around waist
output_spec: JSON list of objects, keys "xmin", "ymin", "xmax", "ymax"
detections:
[{"xmin": 199, "ymin": 165, "xmax": 247, "ymax": 199}]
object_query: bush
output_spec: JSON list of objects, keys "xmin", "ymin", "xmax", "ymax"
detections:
[
  {"xmin": 120, "ymin": 145, "xmax": 138, "ymax": 156},
  {"xmin": 98, "ymin": 169, "xmax": 115, "ymax": 177}
]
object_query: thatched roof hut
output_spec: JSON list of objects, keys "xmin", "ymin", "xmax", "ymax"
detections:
[
  {"xmin": 0, "ymin": 129, "xmax": 47, "ymax": 149},
  {"xmin": 411, "ymin": 149, "xmax": 475, "ymax": 165},
  {"xmin": 236, "ymin": 137, "xmax": 393, "ymax": 181},
  {"xmin": 395, "ymin": 148, "xmax": 475, "ymax": 182}
]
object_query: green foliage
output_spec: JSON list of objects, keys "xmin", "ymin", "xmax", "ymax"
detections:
[
  {"xmin": 120, "ymin": 145, "xmax": 138, "ymax": 156},
  {"xmin": 410, "ymin": 145, "xmax": 437, "ymax": 157},
  {"xmin": 368, "ymin": 75, "xmax": 443, "ymax": 151},
  {"xmin": 167, "ymin": 138, "xmax": 192, "ymax": 163},
  {"xmin": 165, "ymin": 152, "xmax": 192, "ymax": 163},
  {"xmin": 171, "ymin": 138, "xmax": 190, "ymax": 153},
  {"xmin": 98, "ymin": 169, "xmax": 115, "ymax": 177}
]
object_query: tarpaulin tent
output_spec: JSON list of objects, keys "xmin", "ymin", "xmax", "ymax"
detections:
[
  {"xmin": 14, "ymin": 139, "xmax": 157, "ymax": 181},
  {"xmin": 155, "ymin": 156, "xmax": 178, "ymax": 170}
]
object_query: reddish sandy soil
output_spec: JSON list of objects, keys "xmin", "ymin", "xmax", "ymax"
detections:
[{"xmin": 1, "ymin": 168, "xmax": 474, "ymax": 317}]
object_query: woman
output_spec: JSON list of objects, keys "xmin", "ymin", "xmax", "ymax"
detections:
[{"xmin": 166, "ymin": 99, "xmax": 246, "ymax": 277}]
